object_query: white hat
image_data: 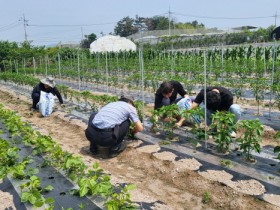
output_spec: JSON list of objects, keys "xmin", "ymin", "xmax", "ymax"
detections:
[{"xmin": 41, "ymin": 77, "xmax": 55, "ymax": 88}]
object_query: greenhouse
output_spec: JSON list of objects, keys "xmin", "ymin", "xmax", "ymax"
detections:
[{"xmin": 89, "ymin": 35, "xmax": 137, "ymax": 53}]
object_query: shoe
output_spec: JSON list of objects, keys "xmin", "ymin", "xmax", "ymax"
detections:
[
  {"xmin": 89, "ymin": 148, "xmax": 98, "ymax": 155},
  {"xmin": 81, "ymin": 146, "xmax": 98, "ymax": 156},
  {"xmin": 110, "ymin": 142, "xmax": 126, "ymax": 158},
  {"xmin": 30, "ymin": 107, "xmax": 36, "ymax": 112},
  {"xmin": 230, "ymin": 131, "xmax": 237, "ymax": 138}
]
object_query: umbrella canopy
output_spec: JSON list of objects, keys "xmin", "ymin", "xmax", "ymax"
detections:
[{"xmin": 90, "ymin": 35, "xmax": 136, "ymax": 53}]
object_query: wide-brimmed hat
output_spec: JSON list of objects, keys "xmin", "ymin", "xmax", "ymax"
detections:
[
  {"xmin": 41, "ymin": 77, "xmax": 55, "ymax": 88},
  {"xmin": 120, "ymin": 95, "xmax": 135, "ymax": 106}
]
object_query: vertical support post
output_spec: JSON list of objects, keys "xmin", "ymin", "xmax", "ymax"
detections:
[
  {"xmin": 203, "ymin": 50, "xmax": 208, "ymax": 149},
  {"xmin": 77, "ymin": 51, "xmax": 81, "ymax": 91},
  {"xmin": 269, "ymin": 34, "xmax": 276, "ymax": 119},
  {"xmin": 105, "ymin": 51, "xmax": 109, "ymax": 93},
  {"xmin": 58, "ymin": 53, "xmax": 61, "ymax": 80}
]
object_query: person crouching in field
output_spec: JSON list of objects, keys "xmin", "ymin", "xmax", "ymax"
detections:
[
  {"xmin": 176, "ymin": 86, "xmax": 241, "ymax": 138},
  {"xmin": 31, "ymin": 77, "xmax": 63, "ymax": 111},
  {"xmin": 151, "ymin": 80, "xmax": 189, "ymax": 133},
  {"xmin": 154, "ymin": 81, "xmax": 189, "ymax": 110},
  {"xmin": 85, "ymin": 95, "xmax": 143, "ymax": 158}
]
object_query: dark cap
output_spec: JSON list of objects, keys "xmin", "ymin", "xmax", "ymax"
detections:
[{"xmin": 120, "ymin": 95, "xmax": 135, "ymax": 105}]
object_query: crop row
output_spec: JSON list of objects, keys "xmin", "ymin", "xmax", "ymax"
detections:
[{"xmin": 0, "ymin": 104, "xmax": 136, "ymax": 210}]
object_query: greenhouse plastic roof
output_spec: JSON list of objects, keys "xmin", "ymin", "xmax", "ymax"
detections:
[{"xmin": 90, "ymin": 35, "xmax": 136, "ymax": 53}]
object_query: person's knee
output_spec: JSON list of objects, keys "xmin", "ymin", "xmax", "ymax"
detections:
[
  {"xmin": 229, "ymin": 104, "xmax": 241, "ymax": 121},
  {"xmin": 162, "ymin": 98, "xmax": 171, "ymax": 106}
]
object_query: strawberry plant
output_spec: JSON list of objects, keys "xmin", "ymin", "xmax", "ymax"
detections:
[
  {"xmin": 63, "ymin": 155, "xmax": 87, "ymax": 181},
  {"xmin": 0, "ymin": 102, "xmax": 137, "ymax": 209},
  {"xmin": 32, "ymin": 134, "xmax": 56, "ymax": 155},
  {"xmin": 76, "ymin": 163, "xmax": 113, "ymax": 198},
  {"xmin": 20, "ymin": 175, "xmax": 54, "ymax": 209},
  {"xmin": 237, "ymin": 119, "xmax": 263, "ymax": 161}
]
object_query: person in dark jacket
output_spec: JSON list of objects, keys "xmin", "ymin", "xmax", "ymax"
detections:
[
  {"xmin": 31, "ymin": 77, "xmax": 63, "ymax": 111},
  {"xmin": 85, "ymin": 95, "xmax": 143, "ymax": 158},
  {"xmin": 150, "ymin": 81, "xmax": 188, "ymax": 133},
  {"xmin": 154, "ymin": 81, "xmax": 188, "ymax": 110},
  {"xmin": 176, "ymin": 86, "xmax": 241, "ymax": 137}
]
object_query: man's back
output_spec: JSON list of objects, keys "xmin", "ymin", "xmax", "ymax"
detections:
[{"xmin": 92, "ymin": 101, "xmax": 139, "ymax": 129}]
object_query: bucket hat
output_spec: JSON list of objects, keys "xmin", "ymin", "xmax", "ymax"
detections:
[
  {"xmin": 41, "ymin": 77, "xmax": 55, "ymax": 88},
  {"xmin": 120, "ymin": 95, "xmax": 135, "ymax": 106}
]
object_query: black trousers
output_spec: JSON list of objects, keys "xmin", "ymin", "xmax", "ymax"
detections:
[
  {"xmin": 31, "ymin": 93, "xmax": 40, "ymax": 109},
  {"xmin": 85, "ymin": 112, "xmax": 131, "ymax": 152}
]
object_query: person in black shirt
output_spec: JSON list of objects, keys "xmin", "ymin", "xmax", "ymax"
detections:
[
  {"xmin": 154, "ymin": 81, "xmax": 188, "ymax": 110},
  {"xmin": 151, "ymin": 81, "xmax": 188, "ymax": 133},
  {"xmin": 176, "ymin": 86, "xmax": 241, "ymax": 137},
  {"xmin": 31, "ymin": 77, "xmax": 63, "ymax": 111}
]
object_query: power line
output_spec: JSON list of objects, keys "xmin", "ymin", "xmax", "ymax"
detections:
[
  {"xmin": 173, "ymin": 12, "xmax": 276, "ymax": 20},
  {"xmin": 27, "ymin": 22, "xmax": 117, "ymax": 27},
  {"xmin": 0, "ymin": 21, "xmax": 21, "ymax": 32}
]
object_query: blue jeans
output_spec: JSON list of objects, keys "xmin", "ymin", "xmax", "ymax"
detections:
[{"xmin": 200, "ymin": 103, "xmax": 241, "ymax": 126}]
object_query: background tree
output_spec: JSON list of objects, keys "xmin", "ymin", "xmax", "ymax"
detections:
[
  {"xmin": 146, "ymin": 16, "xmax": 171, "ymax": 30},
  {"xmin": 80, "ymin": 33, "xmax": 97, "ymax": 49},
  {"xmin": 114, "ymin": 15, "xmax": 205, "ymax": 36},
  {"xmin": 114, "ymin": 16, "xmax": 138, "ymax": 37}
]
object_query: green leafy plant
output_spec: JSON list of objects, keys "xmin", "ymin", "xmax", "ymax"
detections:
[
  {"xmin": 274, "ymin": 131, "xmax": 280, "ymax": 161},
  {"xmin": 75, "ymin": 163, "xmax": 110, "ymax": 197},
  {"xmin": 151, "ymin": 104, "xmax": 180, "ymax": 139},
  {"xmin": 202, "ymin": 191, "xmax": 211, "ymax": 204},
  {"xmin": 220, "ymin": 159, "xmax": 234, "ymax": 168},
  {"xmin": 105, "ymin": 184, "xmax": 137, "ymax": 210},
  {"xmin": 274, "ymin": 146, "xmax": 280, "ymax": 161},
  {"xmin": 10, "ymin": 158, "xmax": 34, "ymax": 180},
  {"xmin": 32, "ymin": 135, "xmax": 56, "ymax": 155},
  {"xmin": 20, "ymin": 175, "xmax": 54, "ymax": 208},
  {"xmin": 250, "ymin": 78, "xmax": 268, "ymax": 115},
  {"xmin": 81, "ymin": 90, "xmax": 91, "ymax": 109},
  {"xmin": 237, "ymin": 119, "xmax": 263, "ymax": 161},
  {"xmin": 211, "ymin": 111, "xmax": 235, "ymax": 153},
  {"xmin": 181, "ymin": 107, "xmax": 206, "ymax": 146},
  {"xmin": 63, "ymin": 154, "xmax": 87, "ymax": 181},
  {"xmin": 272, "ymin": 84, "xmax": 280, "ymax": 111}
]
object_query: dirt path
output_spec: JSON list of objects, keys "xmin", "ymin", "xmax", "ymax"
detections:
[{"xmin": 0, "ymin": 88, "xmax": 280, "ymax": 210}]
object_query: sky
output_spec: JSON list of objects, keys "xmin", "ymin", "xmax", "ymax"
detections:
[{"xmin": 0, "ymin": 0, "xmax": 279, "ymax": 46}]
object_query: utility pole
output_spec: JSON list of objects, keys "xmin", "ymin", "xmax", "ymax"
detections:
[
  {"xmin": 81, "ymin": 27, "xmax": 84, "ymax": 40},
  {"xmin": 23, "ymin": 14, "xmax": 28, "ymax": 42},
  {"xmin": 168, "ymin": 7, "xmax": 171, "ymax": 36},
  {"xmin": 274, "ymin": 11, "xmax": 277, "ymax": 27}
]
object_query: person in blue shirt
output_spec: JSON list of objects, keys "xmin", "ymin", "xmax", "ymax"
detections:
[{"xmin": 85, "ymin": 95, "xmax": 143, "ymax": 157}]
